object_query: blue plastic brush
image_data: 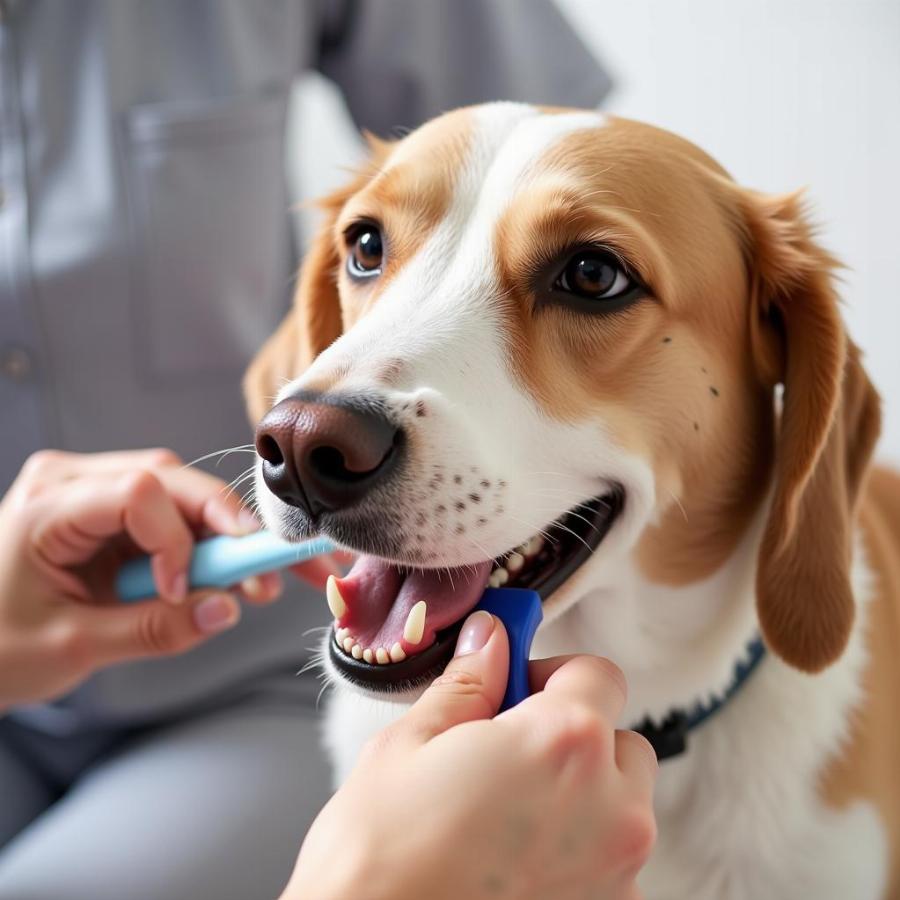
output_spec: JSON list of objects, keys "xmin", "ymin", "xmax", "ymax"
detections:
[
  {"xmin": 115, "ymin": 532, "xmax": 542, "ymax": 711},
  {"xmin": 115, "ymin": 532, "xmax": 336, "ymax": 603},
  {"xmin": 474, "ymin": 587, "xmax": 543, "ymax": 711}
]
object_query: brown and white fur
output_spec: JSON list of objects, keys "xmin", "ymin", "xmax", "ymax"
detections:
[{"xmin": 245, "ymin": 103, "xmax": 899, "ymax": 899}]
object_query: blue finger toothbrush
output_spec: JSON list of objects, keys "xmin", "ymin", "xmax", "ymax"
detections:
[
  {"xmin": 473, "ymin": 587, "xmax": 543, "ymax": 712},
  {"xmin": 115, "ymin": 532, "xmax": 336, "ymax": 603}
]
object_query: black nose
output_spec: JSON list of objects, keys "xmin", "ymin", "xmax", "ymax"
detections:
[{"xmin": 255, "ymin": 395, "xmax": 403, "ymax": 517}]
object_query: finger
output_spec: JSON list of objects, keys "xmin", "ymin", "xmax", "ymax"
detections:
[
  {"xmin": 395, "ymin": 612, "xmax": 509, "ymax": 746},
  {"xmin": 19, "ymin": 448, "xmax": 183, "ymax": 489},
  {"xmin": 530, "ymin": 655, "xmax": 628, "ymax": 724},
  {"xmin": 72, "ymin": 591, "xmax": 241, "ymax": 668},
  {"xmin": 615, "ymin": 730, "xmax": 659, "ymax": 799},
  {"xmin": 32, "ymin": 471, "xmax": 196, "ymax": 603},
  {"xmin": 288, "ymin": 555, "xmax": 342, "ymax": 590},
  {"xmin": 151, "ymin": 466, "xmax": 257, "ymax": 537},
  {"xmin": 240, "ymin": 571, "xmax": 283, "ymax": 605}
]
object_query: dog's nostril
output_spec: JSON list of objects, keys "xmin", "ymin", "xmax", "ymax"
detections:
[
  {"xmin": 310, "ymin": 445, "xmax": 382, "ymax": 483},
  {"xmin": 257, "ymin": 434, "xmax": 284, "ymax": 466}
]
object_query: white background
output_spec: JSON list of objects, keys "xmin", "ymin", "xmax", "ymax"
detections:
[{"xmin": 288, "ymin": 0, "xmax": 900, "ymax": 466}]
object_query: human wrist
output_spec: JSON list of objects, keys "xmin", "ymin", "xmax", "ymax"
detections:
[{"xmin": 287, "ymin": 828, "xmax": 429, "ymax": 900}]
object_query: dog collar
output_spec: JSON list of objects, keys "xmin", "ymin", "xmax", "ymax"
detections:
[{"xmin": 633, "ymin": 635, "xmax": 767, "ymax": 761}]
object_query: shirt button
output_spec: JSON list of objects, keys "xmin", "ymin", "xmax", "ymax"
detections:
[{"xmin": 0, "ymin": 345, "xmax": 36, "ymax": 382}]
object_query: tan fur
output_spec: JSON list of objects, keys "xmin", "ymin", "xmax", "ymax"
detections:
[
  {"xmin": 244, "ymin": 114, "xmax": 473, "ymax": 416},
  {"xmin": 823, "ymin": 466, "xmax": 900, "ymax": 899}
]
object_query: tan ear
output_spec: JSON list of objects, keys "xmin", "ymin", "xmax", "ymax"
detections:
[
  {"xmin": 243, "ymin": 221, "xmax": 343, "ymax": 424},
  {"xmin": 244, "ymin": 136, "xmax": 394, "ymax": 425},
  {"xmin": 739, "ymin": 190, "xmax": 882, "ymax": 672}
]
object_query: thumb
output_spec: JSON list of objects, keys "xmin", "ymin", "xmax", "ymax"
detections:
[
  {"xmin": 398, "ymin": 611, "xmax": 510, "ymax": 745},
  {"xmin": 73, "ymin": 592, "xmax": 241, "ymax": 668}
]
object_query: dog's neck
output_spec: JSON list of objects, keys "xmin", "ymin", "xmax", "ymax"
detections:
[{"xmin": 533, "ymin": 390, "xmax": 777, "ymax": 725}]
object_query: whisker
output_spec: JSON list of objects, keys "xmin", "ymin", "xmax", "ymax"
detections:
[{"xmin": 183, "ymin": 445, "xmax": 256, "ymax": 470}]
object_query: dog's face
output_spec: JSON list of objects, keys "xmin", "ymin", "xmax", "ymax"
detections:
[{"xmin": 247, "ymin": 103, "xmax": 880, "ymax": 695}]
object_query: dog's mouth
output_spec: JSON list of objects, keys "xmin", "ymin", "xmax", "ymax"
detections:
[{"xmin": 327, "ymin": 489, "xmax": 624, "ymax": 689}]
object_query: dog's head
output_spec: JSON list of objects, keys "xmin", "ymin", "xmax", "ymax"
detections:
[{"xmin": 246, "ymin": 103, "xmax": 880, "ymax": 693}]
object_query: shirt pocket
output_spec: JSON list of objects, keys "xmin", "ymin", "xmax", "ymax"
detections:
[{"xmin": 123, "ymin": 92, "xmax": 291, "ymax": 384}]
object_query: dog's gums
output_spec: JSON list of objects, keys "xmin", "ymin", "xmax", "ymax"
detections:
[{"xmin": 327, "ymin": 490, "xmax": 624, "ymax": 688}]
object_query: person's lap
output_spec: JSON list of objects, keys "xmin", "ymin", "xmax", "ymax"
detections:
[{"xmin": 0, "ymin": 699, "xmax": 333, "ymax": 900}]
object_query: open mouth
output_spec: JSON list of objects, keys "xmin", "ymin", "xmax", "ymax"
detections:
[{"xmin": 326, "ymin": 489, "xmax": 624, "ymax": 689}]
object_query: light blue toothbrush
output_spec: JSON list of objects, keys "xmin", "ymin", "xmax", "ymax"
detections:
[{"xmin": 115, "ymin": 532, "xmax": 336, "ymax": 603}]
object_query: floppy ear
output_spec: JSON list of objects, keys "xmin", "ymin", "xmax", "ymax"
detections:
[
  {"xmin": 243, "ymin": 218, "xmax": 344, "ymax": 424},
  {"xmin": 739, "ymin": 190, "xmax": 882, "ymax": 673},
  {"xmin": 244, "ymin": 135, "xmax": 394, "ymax": 424}
]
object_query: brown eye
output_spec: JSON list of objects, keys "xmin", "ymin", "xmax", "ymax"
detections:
[
  {"xmin": 556, "ymin": 250, "xmax": 633, "ymax": 301},
  {"xmin": 347, "ymin": 226, "xmax": 383, "ymax": 278}
]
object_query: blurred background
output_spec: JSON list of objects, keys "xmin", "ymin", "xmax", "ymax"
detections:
[{"xmin": 288, "ymin": 0, "xmax": 900, "ymax": 466}]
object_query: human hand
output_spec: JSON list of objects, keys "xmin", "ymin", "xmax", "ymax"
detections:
[
  {"xmin": 0, "ymin": 448, "xmax": 339, "ymax": 709},
  {"xmin": 285, "ymin": 613, "xmax": 657, "ymax": 900}
]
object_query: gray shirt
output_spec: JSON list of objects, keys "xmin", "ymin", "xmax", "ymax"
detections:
[{"xmin": 0, "ymin": 0, "xmax": 610, "ymax": 733}]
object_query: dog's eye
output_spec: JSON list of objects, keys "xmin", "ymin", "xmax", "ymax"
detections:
[
  {"xmin": 347, "ymin": 226, "xmax": 383, "ymax": 278},
  {"xmin": 555, "ymin": 251, "xmax": 633, "ymax": 301}
]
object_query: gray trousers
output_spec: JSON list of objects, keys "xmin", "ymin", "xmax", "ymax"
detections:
[{"xmin": 0, "ymin": 684, "xmax": 333, "ymax": 900}]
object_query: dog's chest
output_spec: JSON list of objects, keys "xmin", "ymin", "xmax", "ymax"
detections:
[{"xmin": 636, "ymin": 586, "xmax": 888, "ymax": 899}]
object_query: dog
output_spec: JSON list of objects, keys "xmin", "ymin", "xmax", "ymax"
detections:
[{"xmin": 245, "ymin": 102, "xmax": 899, "ymax": 899}]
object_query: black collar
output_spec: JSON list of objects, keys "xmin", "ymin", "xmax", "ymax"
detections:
[{"xmin": 633, "ymin": 636, "xmax": 767, "ymax": 761}]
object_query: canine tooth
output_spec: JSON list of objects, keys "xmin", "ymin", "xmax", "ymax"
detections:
[
  {"xmin": 506, "ymin": 552, "xmax": 524, "ymax": 573},
  {"xmin": 342, "ymin": 636, "xmax": 355, "ymax": 653},
  {"xmin": 336, "ymin": 627, "xmax": 349, "ymax": 642},
  {"xmin": 326, "ymin": 576, "xmax": 348, "ymax": 620},
  {"xmin": 376, "ymin": 647, "xmax": 389, "ymax": 665},
  {"xmin": 363, "ymin": 648, "xmax": 375, "ymax": 664},
  {"xmin": 403, "ymin": 601, "xmax": 427, "ymax": 645},
  {"xmin": 351, "ymin": 643, "xmax": 363, "ymax": 660},
  {"xmin": 389, "ymin": 642, "xmax": 407, "ymax": 663}
]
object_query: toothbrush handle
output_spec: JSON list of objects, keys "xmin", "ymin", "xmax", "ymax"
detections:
[
  {"xmin": 474, "ymin": 588, "xmax": 543, "ymax": 712},
  {"xmin": 116, "ymin": 532, "xmax": 336, "ymax": 603}
]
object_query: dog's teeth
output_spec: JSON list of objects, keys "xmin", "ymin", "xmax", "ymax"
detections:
[
  {"xmin": 488, "ymin": 568, "xmax": 509, "ymax": 588},
  {"xmin": 351, "ymin": 643, "xmax": 363, "ymax": 660},
  {"xmin": 506, "ymin": 552, "xmax": 524, "ymax": 573},
  {"xmin": 403, "ymin": 601, "xmax": 427, "ymax": 645},
  {"xmin": 389, "ymin": 642, "xmax": 406, "ymax": 663},
  {"xmin": 326, "ymin": 576, "xmax": 348, "ymax": 620},
  {"xmin": 524, "ymin": 536, "xmax": 544, "ymax": 556},
  {"xmin": 376, "ymin": 647, "xmax": 389, "ymax": 665},
  {"xmin": 363, "ymin": 648, "xmax": 375, "ymax": 664},
  {"xmin": 342, "ymin": 636, "xmax": 354, "ymax": 653},
  {"xmin": 335, "ymin": 627, "xmax": 350, "ymax": 642}
]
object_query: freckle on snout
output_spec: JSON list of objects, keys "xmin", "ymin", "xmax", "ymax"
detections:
[{"xmin": 710, "ymin": 386, "xmax": 720, "ymax": 397}]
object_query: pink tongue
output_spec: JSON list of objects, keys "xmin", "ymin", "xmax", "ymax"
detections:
[{"xmin": 335, "ymin": 557, "xmax": 492, "ymax": 656}]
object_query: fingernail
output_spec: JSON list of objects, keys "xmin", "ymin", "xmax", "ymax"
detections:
[
  {"xmin": 242, "ymin": 576, "xmax": 263, "ymax": 598},
  {"xmin": 193, "ymin": 595, "xmax": 240, "ymax": 634},
  {"xmin": 238, "ymin": 509, "xmax": 260, "ymax": 534},
  {"xmin": 169, "ymin": 572, "xmax": 188, "ymax": 604},
  {"xmin": 454, "ymin": 611, "xmax": 495, "ymax": 657}
]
